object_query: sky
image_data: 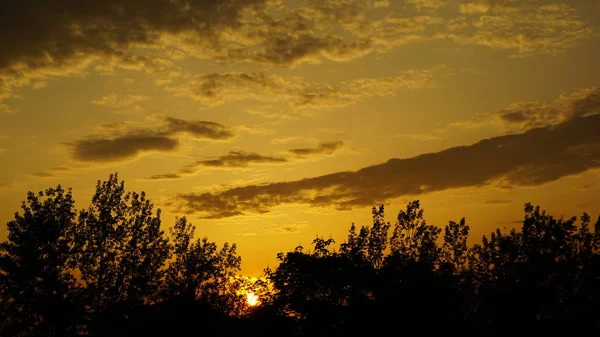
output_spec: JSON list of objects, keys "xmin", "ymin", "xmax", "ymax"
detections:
[{"xmin": 1, "ymin": 0, "xmax": 600, "ymax": 276}]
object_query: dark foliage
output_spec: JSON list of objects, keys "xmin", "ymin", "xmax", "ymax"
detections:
[
  {"xmin": 264, "ymin": 201, "xmax": 600, "ymax": 336},
  {"xmin": 1, "ymin": 175, "xmax": 599, "ymax": 336}
]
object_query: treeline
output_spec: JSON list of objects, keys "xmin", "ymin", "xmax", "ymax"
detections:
[
  {"xmin": 1, "ymin": 174, "xmax": 600, "ymax": 336},
  {"xmin": 0, "ymin": 174, "xmax": 257, "ymax": 337}
]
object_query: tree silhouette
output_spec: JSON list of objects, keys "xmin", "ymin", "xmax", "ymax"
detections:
[
  {"xmin": 366, "ymin": 205, "xmax": 390, "ymax": 268},
  {"xmin": 441, "ymin": 217, "xmax": 470, "ymax": 274},
  {"xmin": 389, "ymin": 200, "xmax": 441, "ymax": 266},
  {"xmin": 0, "ymin": 186, "xmax": 80, "ymax": 337},
  {"xmin": 163, "ymin": 216, "xmax": 244, "ymax": 315},
  {"xmin": 72, "ymin": 174, "xmax": 170, "ymax": 334}
]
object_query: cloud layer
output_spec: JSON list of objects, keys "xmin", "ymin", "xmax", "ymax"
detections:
[
  {"xmin": 173, "ymin": 114, "xmax": 600, "ymax": 218},
  {"xmin": 441, "ymin": 2, "xmax": 591, "ymax": 56},
  {"xmin": 1, "ymin": 0, "xmax": 593, "ymax": 106}
]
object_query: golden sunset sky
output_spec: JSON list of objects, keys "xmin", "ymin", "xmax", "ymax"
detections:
[{"xmin": 1, "ymin": 0, "xmax": 599, "ymax": 276}]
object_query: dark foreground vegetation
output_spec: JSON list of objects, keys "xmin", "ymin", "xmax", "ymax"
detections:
[{"xmin": 1, "ymin": 174, "xmax": 599, "ymax": 336}]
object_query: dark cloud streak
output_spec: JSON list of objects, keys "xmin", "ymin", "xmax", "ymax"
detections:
[
  {"xmin": 67, "ymin": 116, "xmax": 234, "ymax": 162},
  {"xmin": 191, "ymin": 151, "xmax": 288, "ymax": 168},
  {"xmin": 289, "ymin": 141, "xmax": 344, "ymax": 156},
  {"xmin": 164, "ymin": 117, "xmax": 235, "ymax": 140},
  {"xmin": 146, "ymin": 173, "xmax": 182, "ymax": 181},
  {"xmin": 70, "ymin": 135, "xmax": 179, "ymax": 162},
  {"xmin": 145, "ymin": 141, "xmax": 343, "ymax": 180},
  {"xmin": 174, "ymin": 114, "xmax": 600, "ymax": 218}
]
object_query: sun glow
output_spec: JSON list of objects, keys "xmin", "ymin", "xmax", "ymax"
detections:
[{"xmin": 246, "ymin": 292, "xmax": 259, "ymax": 307}]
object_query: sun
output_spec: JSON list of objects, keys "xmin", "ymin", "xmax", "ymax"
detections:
[{"xmin": 246, "ymin": 292, "xmax": 259, "ymax": 307}]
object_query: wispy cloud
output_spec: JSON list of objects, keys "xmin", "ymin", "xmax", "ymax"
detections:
[
  {"xmin": 32, "ymin": 81, "xmax": 48, "ymax": 89},
  {"xmin": 237, "ymin": 222, "xmax": 310, "ymax": 236},
  {"xmin": 408, "ymin": 0, "xmax": 444, "ymax": 10},
  {"xmin": 166, "ymin": 65, "xmax": 450, "ymax": 117},
  {"xmin": 145, "ymin": 140, "xmax": 343, "ymax": 180},
  {"xmin": 91, "ymin": 93, "xmax": 149, "ymax": 109}
]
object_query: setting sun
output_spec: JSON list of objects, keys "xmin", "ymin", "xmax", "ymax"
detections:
[{"xmin": 246, "ymin": 292, "xmax": 259, "ymax": 307}]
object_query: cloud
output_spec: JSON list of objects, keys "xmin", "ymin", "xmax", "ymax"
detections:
[
  {"xmin": 0, "ymin": 103, "xmax": 17, "ymax": 114},
  {"xmin": 408, "ymin": 0, "xmax": 444, "ymax": 10},
  {"xmin": 459, "ymin": 2, "xmax": 490, "ymax": 14},
  {"xmin": 172, "ymin": 114, "xmax": 600, "ymax": 218},
  {"xmin": 0, "ymin": 0, "xmax": 455, "ymax": 105},
  {"xmin": 495, "ymin": 86, "xmax": 600, "ymax": 130},
  {"xmin": 1, "ymin": 0, "xmax": 590, "ymax": 104},
  {"xmin": 187, "ymin": 151, "xmax": 288, "ymax": 168},
  {"xmin": 165, "ymin": 72, "xmax": 275, "ymax": 106},
  {"xmin": 0, "ymin": 0, "xmax": 372, "ymax": 101},
  {"xmin": 163, "ymin": 116, "xmax": 235, "ymax": 140},
  {"xmin": 372, "ymin": 0, "xmax": 391, "ymax": 9},
  {"xmin": 202, "ymin": 210, "xmax": 245, "ymax": 219},
  {"xmin": 238, "ymin": 222, "xmax": 309, "ymax": 236},
  {"xmin": 27, "ymin": 166, "xmax": 86, "ymax": 179},
  {"xmin": 145, "ymin": 173, "xmax": 182, "ymax": 181},
  {"xmin": 237, "ymin": 232, "xmax": 258, "ymax": 237},
  {"xmin": 145, "ymin": 141, "xmax": 343, "ymax": 179},
  {"xmin": 29, "ymin": 172, "xmax": 54, "ymax": 178},
  {"xmin": 67, "ymin": 115, "xmax": 234, "ymax": 162},
  {"xmin": 0, "ymin": 0, "xmax": 268, "ymax": 89},
  {"xmin": 245, "ymin": 33, "xmax": 374, "ymax": 67},
  {"xmin": 440, "ymin": 2, "xmax": 591, "ymax": 56},
  {"xmin": 32, "ymin": 81, "xmax": 48, "ymax": 89},
  {"xmin": 289, "ymin": 141, "xmax": 345, "ymax": 156},
  {"xmin": 264, "ymin": 222, "xmax": 310, "ymax": 235},
  {"xmin": 357, "ymin": 15, "xmax": 443, "ymax": 49},
  {"xmin": 167, "ymin": 65, "xmax": 450, "ymax": 116},
  {"xmin": 91, "ymin": 93, "xmax": 149, "ymax": 108},
  {"xmin": 271, "ymin": 136, "xmax": 306, "ymax": 144},
  {"xmin": 70, "ymin": 135, "xmax": 179, "ymax": 163}
]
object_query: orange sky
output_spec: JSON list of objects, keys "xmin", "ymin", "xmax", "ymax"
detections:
[{"xmin": 1, "ymin": 0, "xmax": 600, "ymax": 276}]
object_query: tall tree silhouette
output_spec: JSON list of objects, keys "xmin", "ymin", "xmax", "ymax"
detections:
[
  {"xmin": 388, "ymin": 200, "xmax": 441, "ymax": 266},
  {"xmin": 0, "ymin": 186, "xmax": 79, "ymax": 337},
  {"xmin": 163, "ymin": 216, "xmax": 244, "ymax": 315},
  {"xmin": 366, "ymin": 205, "xmax": 390, "ymax": 269},
  {"xmin": 441, "ymin": 217, "xmax": 470, "ymax": 274},
  {"xmin": 72, "ymin": 174, "xmax": 169, "ymax": 332}
]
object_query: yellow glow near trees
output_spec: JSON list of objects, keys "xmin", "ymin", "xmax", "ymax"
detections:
[{"xmin": 246, "ymin": 292, "xmax": 259, "ymax": 307}]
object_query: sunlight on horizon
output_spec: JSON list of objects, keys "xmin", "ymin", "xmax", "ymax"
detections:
[{"xmin": 246, "ymin": 292, "xmax": 259, "ymax": 307}]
